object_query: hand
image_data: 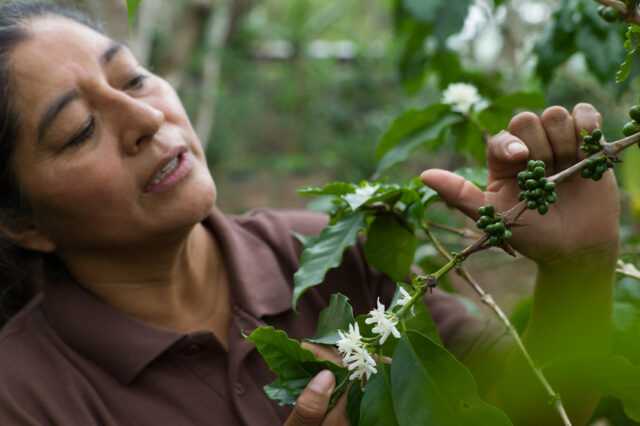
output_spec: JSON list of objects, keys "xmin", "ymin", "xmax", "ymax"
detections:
[
  {"xmin": 420, "ymin": 103, "xmax": 620, "ymax": 266},
  {"xmin": 284, "ymin": 343, "xmax": 350, "ymax": 426}
]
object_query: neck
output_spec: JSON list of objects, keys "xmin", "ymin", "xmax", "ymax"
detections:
[{"xmin": 57, "ymin": 222, "xmax": 229, "ymax": 336}]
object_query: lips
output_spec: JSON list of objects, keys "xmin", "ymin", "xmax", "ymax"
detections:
[{"xmin": 144, "ymin": 146, "xmax": 189, "ymax": 192}]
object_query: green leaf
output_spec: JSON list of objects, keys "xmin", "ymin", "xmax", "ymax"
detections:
[
  {"xmin": 307, "ymin": 293, "xmax": 356, "ymax": 345},
  {"xmin": 364, "ymin": 215, "xmax": 417, "ymax": 281},
  {"xmin": 376, "ymin": 104, "xmax": 450, "ymax": 160},
  {"xmin": 577, "ymin": 24, "xmax": 625, "ymax": 84},
  {"xmin": 621, "ymin": 144, "xmax": 640, "ymax": 218},
  {"xmin": 126, "ymin": 0, "xmax": 142, "ymax": 27},
  {"xmin": 298, "ymin": 182, "xmax": 356, "ymax": 197},
  {"xmin": 454, "ymin": 167, "xmax": 489, "ymax": 190},
  {"xmin": 293, "ymin": 212, "xmax": 366, "ymax": 308},
  {"xmin": 433, "ymin": 0, "xmax": 473, "ymax": 43},
  {"xmin": 476, "ymin": 91, "xmax": 545, "ymax": 134},
  {"xmin": 347, "ymin": 383, "xmax": 364, "ymax": 426},
  {"xmin": 376, "ymin": 105, "xmax": 462, "ymax": 174},
  {"xmin": 360, "ymin": 364, "xmax": 398, "ymax": 426},
  {"xmin": 391, "ymin": 332, "xmax": 514, "ymax": 426},
  {"xmin": 613, "ymin": 302, "xmax": 640, "ymax": 364},
  {"xmin": 343, "ymin": 183, "xmax": 380, "ymax": 211},
  {"xmin": 451, "ymin": 120, "xmax": 485, "ymax": 164},
  {"xmin": 265, "ymin": 378, "xmax": 308, "ymax": 406},
  {"xmin": 617, "ymin": 25, "xmax": 640, "ymax": 83},
  {"xmin": 247, "ymin": 326, "xmax": 347, "ymax": 406}
]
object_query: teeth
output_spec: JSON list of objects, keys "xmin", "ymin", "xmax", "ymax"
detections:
[{"xmin": 151, "ymin": 156, "xmax": 179, "ymax": 185}]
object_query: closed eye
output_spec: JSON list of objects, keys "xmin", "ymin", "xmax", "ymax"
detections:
[
  {"xmin": 65, "ymin": 116, "xmax": 95, "ymax": 149},
  {"xmin": 124, "ymin": 74, "xmax": 148, "ymax": 91}
]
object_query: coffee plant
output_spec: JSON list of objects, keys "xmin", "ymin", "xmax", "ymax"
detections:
[{"xmin": 127, "ymin": 0, "xmax": 640, "ymax": 424}]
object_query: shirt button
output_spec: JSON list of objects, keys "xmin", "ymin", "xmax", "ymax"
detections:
[
  {"xmin": 234, "ymin": 382, "xmax": 245, "ymax": 395},
  {"xmin": 182, "ymin": 343, "xmax": 204, "ymax": 356}
]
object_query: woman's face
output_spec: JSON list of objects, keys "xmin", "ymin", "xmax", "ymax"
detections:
[{"xmin": 9, "ymin": 16, "xmax": 217, "ymax": 253}]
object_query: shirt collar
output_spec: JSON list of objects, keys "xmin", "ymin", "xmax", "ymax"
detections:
[{"xmin": 41, "ymin": 208, "xmax": 292, "ymax": 385}]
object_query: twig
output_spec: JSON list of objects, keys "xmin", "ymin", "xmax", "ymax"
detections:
[{"xmin": 422, "ymin": 224, "xmax": 573, "ymax": 426}]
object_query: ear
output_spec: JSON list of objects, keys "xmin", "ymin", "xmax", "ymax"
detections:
[{"xmin": 0, "ymin": 220, "xmax": 56, "ymax": 253}]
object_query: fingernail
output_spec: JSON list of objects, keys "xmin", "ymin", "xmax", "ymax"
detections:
[
  {"xmin": 507, "ymin": 142, "xmax": 527, "ymax": 156},
  {"xmin": 308, "ymin": 370, "xmax": 334, "ymax": 395}
]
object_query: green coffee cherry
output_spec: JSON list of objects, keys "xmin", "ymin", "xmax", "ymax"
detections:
[
  {"xmin": 580, "ymin": 128, "xmax": 604, "ymax": 155},
  {"xmin": 580, "ymin": 156, "xmax": 613, "ymax": 181},
  {"xmin": 598, "ymin": 5, "xmax": 620, "ymax": 22},
  {"xmin": 475, "ymin": 204, "xmax": 511, "ymax": 247},
  {"xmin": 630, "ymin": 105, "xmax": 640, "ymax": 122},
  {"xmin": 517, "ymin": 160, "xmax": 557, "ymax": 215},
  {"xmin": 623, "ymin": 120, "xmax": 640, "ymax": 137}
]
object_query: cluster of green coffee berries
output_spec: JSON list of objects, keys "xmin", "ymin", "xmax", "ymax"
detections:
[
  {"xmin": 580, "ymin": 129, "xmax": 603, "ymax": 155},
  {"xmin": 598, "ymin": 5, "xmax": 622, "ymax": 22},
  {"xmin": 623, "ymin": 105, "xmax": 640, "ymax": 137},
  {"xmin": 476, "ymin": 205, "xmax": 512, "ymax": 246},
  {"xmin": 516, "ymin": 160, "xmax": 557, "ymax": 215},
  {"xmin": 581, "ymin": 157, "xmax": 614, "ymax": 181}
]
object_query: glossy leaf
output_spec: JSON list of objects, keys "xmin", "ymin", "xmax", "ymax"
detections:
[
  {"xmin": 454, "ymin": 167, "xmax": 489, "ymax": 190},
  {"xmin": 307, "ymin": 293, "xmax": 356, "ymax": 345},
  {"xmin": 476, "ymin": 92, "xmax": 545, "ymax": 134},
  {"xmin": 293, "ymin": 212, "xmax": 366, "ymax": 308},
  {"xmin": 364, "ymin": 215, "xmax": 417, "ymax": 282},
  {"xmin": 391, "ymin": 332, "xmax": 513, "ymax": 426},
  {"xmin": 375, "ymin": 105, "xmax": 462, "ymax": 173},
  {"xmin": 248, "ymin": 326, "xmax": 347, "ymax": 406},
  {"xmin": 360, "ymin": 365, "xmax": 398, "ymax": 426},
  {"xmin": 298, "ymin": 182, "xmax": 356, "ymax": 197},
  {"xmin": 343, "ymin": 183, "xmax": 380, "ymax": 211},
  {"xmin": 621, "ymin": 144, "xmax": 640, "ymax": 218}
]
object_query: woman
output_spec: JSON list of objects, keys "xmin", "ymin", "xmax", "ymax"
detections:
[{"xmin": 0, "ymin": 2, "xmax": 620, "ymax": 425}]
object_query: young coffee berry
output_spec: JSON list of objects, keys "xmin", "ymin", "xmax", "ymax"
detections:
[
  {"xmin": 525, "ymin": 179, "xmax": 538, "ymax": 190},
  {"xmin": 477, "ymin": 216, "xmax": 491, "ymax": 229},
  {"xmin": 527, "ymin": 200, "xmax": 537, "ymax": 210},
  {"xmin": 504, "ymin": 230, "xmax": 512, "ymax": 240},
  {"xmin": 478, "ymin": 205, "xmax": 495, "ymax": 217},
  {"xmin": 630, "ymin": 105, "xmax": 640, "ymax": 122},
  {"xmin": 537, "ymin": 204, "xmax": 549, "ymax": 215},
  {"xmin": 487, "ymin": 236, "xmax": 499, "ymax": 246},
  {"xmin": 591, "ymin": 129, "xmax": 602, "ymax": 142},
  {"xmin": 581, "ymin": 167, "xmax": 592, "ymax": 178},
  {"xmin": 533, "ymin": 167, "xmax": 545, "ymax": 179},
  {"xmin": 544, "ymin": 181, "xmax": 556, "ymax": 192},
  {"xmin": 546, "ymin": 193, "xmax": 557, "ymax": 204},
  {"xmin": 598, "ymin": 5, "xmax": 620, "ymax": 22},
  {"xmin": 623, "ymin": 120, "xmax": 640, "ymax": 137},
  {"xmin": 531, "ymin": 188, "xmax": 544, "ymax": 199}
]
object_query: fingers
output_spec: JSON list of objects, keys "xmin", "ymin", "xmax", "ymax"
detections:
[
  {"xmin": 486, "ymin": 131, "xmax": 530, "ymax": 180},
  {"xmin": 420, "ymin": 169, "xmax": 485, "ymax": 219},
  {"xmin": 284, "ymin": 370, "xmax": 335, "ymax": 426},
  {"xmin": 301, "ymin": 342, "xmax": 343, "ymax": 366},
  {"xmin": 541, "ymin": 106, "xmax": 578, "ymax": 170},
  {"xmin": 573, "ymin": 103, "xmax": 603, "ymax": 160},
  {"xmin": 508, "ymin": 112, "xmax": 555, "ymax": 171}
]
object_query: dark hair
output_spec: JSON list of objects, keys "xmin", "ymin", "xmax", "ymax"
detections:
[{"xmin": 0, "ymin": 1, "xmax": 101, "ymax": 327}]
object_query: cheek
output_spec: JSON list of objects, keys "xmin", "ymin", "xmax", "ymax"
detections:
[{"xmin": 27, "ymin": 158, "xmax": 133, "ymax": 224}]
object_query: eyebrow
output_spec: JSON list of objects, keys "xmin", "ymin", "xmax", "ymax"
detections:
[{"xmin": 37, "ymin": 42, "xmax": 124, "ymax": 144}]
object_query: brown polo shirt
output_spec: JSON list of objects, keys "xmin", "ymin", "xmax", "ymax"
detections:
[{"xmin": 0, "ymin": 208, "xmax": 497, "ymax": 425}]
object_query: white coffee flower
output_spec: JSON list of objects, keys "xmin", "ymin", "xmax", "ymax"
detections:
[
  {"xmin": 365, "ymin": 298, "xmax": 401, "ymax": 345},
  {"xmin": 442, "ymin": 83, "xmax": 486, "ymax": 114},
  {"xmin": 345, "ymin": 347, "xmax": 378, "ymax": 381},
  {"xmin": 336, "ymin": 323, "xmax": 363, "ymax": 358},
  {"xmin": 397, "ymin": 287, "xmax": 412, "ymax": 307}
]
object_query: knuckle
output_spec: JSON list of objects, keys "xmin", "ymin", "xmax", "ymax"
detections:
[
  {"xmin": 508, "ymin": 111, "xmax": 539, "ymax": 133},
  {"xmin": 541, "ymin": 106, "xmax": 570, "ymax": 127}
]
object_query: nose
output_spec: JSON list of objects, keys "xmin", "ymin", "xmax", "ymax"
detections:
[{"xmin": 99, "ymin": 89, "xmax": 165, "ymax": 156}]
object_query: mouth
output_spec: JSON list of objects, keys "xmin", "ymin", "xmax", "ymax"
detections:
[{"xmin": 144, "ymin": 146, "xmax": 193, "ymax": 193}]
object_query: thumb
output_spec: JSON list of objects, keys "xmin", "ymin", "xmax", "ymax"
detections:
[
  {"xmin": 420, "ymin": 169, "xmax": 486, "ymax": 219},
  {"xmin": 284, "ymin": 370, "xmax": 335, "ymax": 426}
]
